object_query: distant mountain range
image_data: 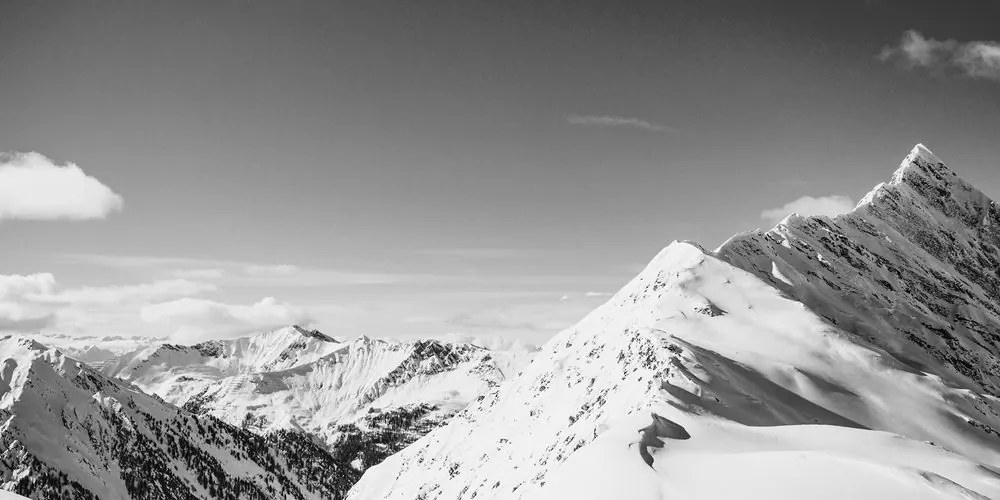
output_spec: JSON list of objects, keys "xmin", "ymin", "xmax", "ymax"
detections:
[
  {"xmin": 0, "ymin": 335, "xmax": 347, "ymax": 499},
  {"xmin": 0, "ymin": 326, "xmax": 529, "ymax": 498}
]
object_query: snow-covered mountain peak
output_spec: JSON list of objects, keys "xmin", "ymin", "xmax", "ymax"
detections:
[
  {"xmin": 861, "ymin": 144, "xmax": 993, "ymax": 218},
  {"xmin": 905, "ymin": 142, "xmax": 942, "ymax": 167},
  {"xmin": 0, "ymin": 335, "xmax": 47, "ymax": 356},
  {"xmin": 98, "ymin": 325, "xmax": 347, "ymax": 407},
  {"xmin": 288, "ymin": 324, "xmax": 339, "ymax": 342},
  {"xmin": 890, "ymin": 143, "xmax": 953, "ymax": 187},
  {"xmin": 349, "ymin": 146, "xmax": 1000, "ymax": 500},
  {"xmin": 718, "ymin": 146, "xmax": 1000, "ymax": 397},
  {"xmin": 641, "ymin": 241, "xmax": 708, "ymax": 275}
]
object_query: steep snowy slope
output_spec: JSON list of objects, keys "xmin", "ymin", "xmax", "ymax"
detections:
[
  {"xmin": 100, "ymin": 325, "xmax": 343, "ymax": 405},
  {"xmin": 0, "ymin": 335, "xmax": 349, "ymax": 500},
  {"xmin": 717, "ymin": 144, "xmax": 1000, "ymax": 397},
  {"xmin": 99, "ymin": 327, "xmax": 514, "ymax": 485},
  {"xmin": 180, "ymin": 336, "xmax": 506, "ymax": 447},
  {"xmin": 348, "ymin": 147, "xmax": 1000, "ymax": 500}
]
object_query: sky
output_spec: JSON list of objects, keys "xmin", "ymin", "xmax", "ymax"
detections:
[{"xmin": 1, "ymin": 0, "xmax": 999, "ymax": 345}]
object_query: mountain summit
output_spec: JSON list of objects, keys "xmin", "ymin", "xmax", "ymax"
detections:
[
  {"xmin": 719, "ymin": 143, "xmax": 1000, "ymax": 397},
  {"xmin": 348, "ymin": 146, "xmax": 1000, "ymax": 500}
]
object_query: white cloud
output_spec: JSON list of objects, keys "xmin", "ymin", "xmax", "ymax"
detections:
[
  {"xmin": 244, "ymin": 264, "xmax": 299, "ymax": 276},
  {"xmin": 31, "ymin": 279, "xmax": 215, "ymax": 305},
  {"xmin": 760, "ymin": 195, "xmax": 855, "ymax": 225},
  {"xmin": 172, "ymin": 268, "xmax": 225, "ymax": 279},
  {"xmin": 0, "ymin": 273, "xmax": 57, "ymax": 299},
  {"xmin": 880, "ymin": 30, "xmax": 1000, "ymax": 81},
  {"xmin": 446, "ymin": 299, "xmax": 595, "ymax": 339},
  {"xmin": 0, "ymin": 274, "xmax": 59, "ymax": 331},
  {"xmin": 566, "ymin": 114, "xmax": 673, "ymax": 132},
  {"xmin": 419, "ymin": 247, "xmax": 556, "ymax": 260},
  {"xmin": 0, "ymin": 152, "xmax": 123, "ymax": 221},
  {"xmin": 141, "ymin": 297, "xmax": 312, "ymax": 342},
  {"xmin": 61, "ymin": 253, "xmax": 405, "ymax": 286},
  {"xmin": 429, "ymin": 333, "xmax": 540, "ymax": 353},
  {"xmin": 0, "ymin": 272, "xmax": 215, "ymax": 334}
]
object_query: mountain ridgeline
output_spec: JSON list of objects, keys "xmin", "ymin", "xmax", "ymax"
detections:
[
  {"xmin": 0, "ymin": 326, "xmax": 524, "ymax": 499},
  {"xmin": 348, "ymin": 145, "xmax": 1000, "ymax": 500},
  {"xmin": 0, "ymin": 336, "xmax": 349, "ymax": 499}
]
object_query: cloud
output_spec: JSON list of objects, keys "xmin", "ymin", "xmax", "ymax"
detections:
[
  {"xmin": 880, "ymin": 30, "xmax": 1000, "ymax": 81},
  {"xmin": 0, "ymin": 274, "xmax": 58, "ymax": 331},
  {"xmin": 429, "ymin": 333, "xmax": 540, "ymax": 353},
  {"xmin": 244, "ymin": 264, "xmax": 299, "ymax": 276},
  {"xmin": 30, "ymin": 279, "xmax": 215, "ymax": 305},
  {"xmin": 445, "ymin": 297, "xmax": 599, "ymax": 338},
  {"xmin": 0, "ymin": 272, "xmax": 215, "ymax": 335},
  {"xmin": 0, "ymin": 152, "xmax": 123, "ymax": 221},
  {"xmin": 0, "ymin": 313, "xmax": 56, "ymax": 332},
  {"xmin": 0, "ymin": 273, "xmax": 57, "ymax": 299},
  {"xmin": 61, "ymin": 253, "xmax": 403, "ymax": 286},
  {"xmin": 419, "ymin": 248, "xmax": 553, "ymax": 260},
  {"xmin": 172, "ymin": 268, "xmax": 225, "ymax": 279},
  {"xmin": 141, "ymin": 297, "xmax": 312, "ymax": 342},
  {"xmin": 760, "ymin": 195, "xmax": 855, "ymax": 225},
  {"xmin": 566, "ymin": 114, "xmax": 673, "ymax": 132}
]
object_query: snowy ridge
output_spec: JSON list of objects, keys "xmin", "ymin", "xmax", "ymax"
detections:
[
  {"xmin": 347, "ymin": 146, "xmax": 1000, "ymax": 500},
  {"xmin": 100, "ymin": 325, "xmax": 344, "ymax": 406},
  {"xmin": 19, "ymin": 333, "xmax": 163, "ymax": 364},
  {"xmin": 0, "ymin": 335, "xmax": 349, "ymax": 499},
  {"xmin": 718, "ymin": 144, "xmax": 1000, "ymax": 396},
  {"xmin": 180, "ymin": 336, "xmax": 506, "ymax": 447},
  {"xmin": 95, "ymin": 326, "xmax": 516, "ymax": 488}
]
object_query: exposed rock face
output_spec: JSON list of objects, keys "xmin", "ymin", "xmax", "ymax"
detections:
[
  {"xmin": 96, "ymin": 328, "xmax": 520, "ymax": 494},
  {"xmin": 346, "ymin": 146, "xmax": 1000, "ymax": 500},
  {"xmin": 717, "ymin": 144, "xmax": 1000, "ymax": 396},
  {"xmin": 0, "ymin": 336, "xmax": 348, "ymax": 500},
  {"xmin": 134, "ymin": 335, "xmax": 507, "ymax": 448}
]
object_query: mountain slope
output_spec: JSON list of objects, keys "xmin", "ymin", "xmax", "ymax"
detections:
[
  {"xmin": 26, "ymin": 333, "xmax": 163, "ymax": 364},
  {"xmin": 0, "ymin": 335, "xmax": 348, "ymax": 500},
  {"xmin": 98, "ymin": 328, "xmax": 517, "ymax": 487},
  {"xmin": 347, "ymin": 146, "xmax": 1000, "ymax": 500},
  {"xmin": 100, "ymin": 325, "xmax": 344, "ymax": 405},
  {"xmin": 716, "ymin": 144, "xmax": 1000, "ymax": 396},
  {"xmin": 180, "ymin": 336, "xmax": 505, "ymax": 445}
]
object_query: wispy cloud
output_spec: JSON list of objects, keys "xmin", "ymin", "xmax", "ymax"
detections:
[
  {"xmin": 0, "ymin": 152, "xmax": 123, "ymax": 221},
  {"xmin": 58, "ymin": 253, "xmax": 234, "ymax": 269},
  {"xmin": 566, "ymin": 114, "xmax": 673, "ymax": 132},
  {"xmin": 59, "ymin": 253, "xmax": 402, "ymax": 286},
  {"xmin": 0, "ymin": 272, "xmax": 215, "ymax": 334},
  {"xmin": 418, "ymin": 247, "xmax": 556, "ymax": 260},
  {"xmin": 30, "ymin": 279, "xmax": 215, "ymax": 305},
  {"xmin": 760, "ymin": 195, "xmax": 855, "ymax": 225},
  {"xmin": 880, "ymin": 30, "xmax": 1000, "ymax": 81},
  {"xmin": 244, "ymin": 264, "xmax": 299, "ymax": 276},
  {"xmin": 141, "ymin": 297, "xmax": 312, "ymax": 343},
  {"xmin": 172, "ymin": 268, "xmax": 225, "ymax": 279}
]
